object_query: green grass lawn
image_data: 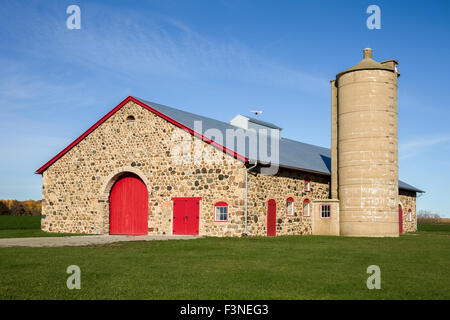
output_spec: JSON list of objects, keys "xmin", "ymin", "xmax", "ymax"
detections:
[
  {"xmin": 0, "ymin": 216, "xmax": 41, "ymax": 229},
  {"xmin": 418, "ymin": 223, "xmax": 450, "ymax": 233},
  {"xmin": 1, "ymin": 225, "xmax": 449, "ymax": 299},
  {"xmin": 0, "ymin": 216, "xmax": 88, "ymax": 238}
]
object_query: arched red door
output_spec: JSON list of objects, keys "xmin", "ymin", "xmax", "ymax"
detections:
[
  {"xmin": 267, "ymin": 199, "xmax": 277, "ymax": 236},
  {"xmin": 110, "ymin": 173, "xmax": 148, "ymax": 235},
  {"xmin": 398, "ymin": 204, "xmax": 403, "ymax": 235}
]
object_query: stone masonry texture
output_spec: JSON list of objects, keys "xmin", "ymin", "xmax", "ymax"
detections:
[
  {"xmin": 399, "ymin": 189, "xmax": 417, "ymax": 233},
  {"xmin": 247, "ymin": 168, "xmax": 330, "ymax": 236}
]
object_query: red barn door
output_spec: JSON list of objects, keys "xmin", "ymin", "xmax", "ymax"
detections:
[
  {"xmin": 398, "ymin": 204, "xmax": 403, "ymax": 235},
  {"xmin": 110, "ymin": 173, "xmax": 148, "ymax": 235},
  {"xmin": 172, "ymin": 197, "xmax": 200, "ymax": 235},
  {"xmin": 267, "ymin": 199, "xmax": 276, "ymax": 236}
]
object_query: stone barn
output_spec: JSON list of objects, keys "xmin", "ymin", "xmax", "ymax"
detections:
[{"xmin": 36, "ymin": 48, "xmax": 423, "ymax": 237}]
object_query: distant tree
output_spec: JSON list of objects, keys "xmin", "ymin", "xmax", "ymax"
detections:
[
  {"xmin": 0, "ymin": 199, "xmax": 43, "ymax": 216},
  {"xmin": 24, "ymin": 200, "xmax": 34, "ymax": 212},
  {"xmin": 417, "ymin": 209, "xmax": 442, "ymax": 224},
  {"xmin": 9, "ymin": 200, "xmax": 27, "ymax": 216},
  {"xmin": 0, "ymin": 201, "xmax": 9, "ymax": 215},
  {"xmin": 4, "ymin": 200, "xmax": 13, "ymax": 210},
  {"xmin": 30, "ymin": 200, "xmax": 42, "ymax": 216},
  {"xmin": 417, "ymin": 209, "xmax": 440, "ymax": 219}
]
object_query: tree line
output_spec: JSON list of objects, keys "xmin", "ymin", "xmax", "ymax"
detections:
[
  {"xmin": 0, "ymin": 200, "xmax": 42, "ymax": 216},
  {"xmin": 417, "ymin": 209, "xmax": 450, "ymax": 224}
]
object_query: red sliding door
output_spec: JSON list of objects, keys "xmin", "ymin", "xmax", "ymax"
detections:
[{"xmin": 110, "ymin": 173, "xmax": 148, "ymax": 235}]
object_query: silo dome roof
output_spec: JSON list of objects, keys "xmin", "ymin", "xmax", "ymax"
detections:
[{"xmin": 336, "ymin": 48, "xmax": 396, "ymax": 79}]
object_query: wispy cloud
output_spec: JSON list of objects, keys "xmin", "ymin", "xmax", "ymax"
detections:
[
  {"xmin": 0, "ymin": 2, "xmax": 327, "ymax": 96},
  {"xmin": 399, "ymin": 136, "xmax": 450, "ymax": 159},
  {"xmin": 0, "ymin": 63, "xmax": 93, "ymax": 112}
]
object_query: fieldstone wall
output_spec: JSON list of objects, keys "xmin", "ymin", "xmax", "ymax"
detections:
[
  {"xmin": 399, "ymin": 190, "xmax": 417, "ymax": 233},
  {"xmin": 246, "ymin": 168, "xmax": 330, "ymax": 236},
  {"xmin": 41, "ymin": 101, "xmax": 247, "ymax": 236}
]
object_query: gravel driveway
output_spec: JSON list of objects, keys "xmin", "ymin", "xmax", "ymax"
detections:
[{"xmin": 0, "ymin": 235, "xmax": 200, "ymax": 248}]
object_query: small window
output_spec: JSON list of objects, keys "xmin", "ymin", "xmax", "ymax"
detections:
[
  {"xmin": 408, "ymin": 209, "xmax": 412, "ymax": 222},
  {"xmin": 303, "ymin": 199, "xmax": 311, "ymax": 217},
  {"xmin": 214, "ymin": 202, "xmax": 228, "ymax": 222},
  {"xmin": 321, "ymin": 204, "xmax": 331, "ymax": 218},
  {"xmin": 126, "ymin": 115, "xmax": 135, "ymax": 122},
  {"xmin": 286, "ymin": 197, "xmax": 294, "ymax": 216},
  {"xmin": 304, "ymin": 180, "xmax": 311, "ymax": 192}
]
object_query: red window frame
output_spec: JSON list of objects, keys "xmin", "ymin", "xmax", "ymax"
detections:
[
  {"xmin": 320, "ymin": 204, "xmax": 331, "ymax": 218},
  {"xmin": 214, "ymin": 201, "xmax": 228, "ymax": 222},
  {"xmin": 303, "ymin": 199, "xmax": 311, "ymax": 217},
  {"xmin": 304, "ymin": 180, "xmax": 311, "ymax": 192},
  {"xmin": 286, "ymin": 197, "xmax": 294, "ymax": 216}
]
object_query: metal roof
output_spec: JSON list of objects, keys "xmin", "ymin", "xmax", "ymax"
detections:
[
  {"xmin": 136, "ymin": 97, "xmax": 423, "ymax": 193},
  {"xmin": 247, "ymin": 117, "xmax": 282, "ymax": 130},
  {"xmin": 398, "ymin": 180, "xmax": 424, "ymax": 193}
]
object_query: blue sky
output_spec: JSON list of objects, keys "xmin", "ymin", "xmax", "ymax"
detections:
[{"xmin": 0, "ymin": 0, "xmax": 449, "ymax": 217}]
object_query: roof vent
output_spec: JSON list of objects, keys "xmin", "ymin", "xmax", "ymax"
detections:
[{"xmin": 230, "ymin": 114, "xmax": 282, "ymax": 138}]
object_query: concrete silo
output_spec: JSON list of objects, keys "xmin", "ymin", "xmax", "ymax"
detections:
[{"xmin": 331, "ymin": 48, "xmax": 400, "ymax": 237}]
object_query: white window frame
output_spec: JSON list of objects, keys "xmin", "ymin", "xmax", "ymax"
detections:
[
  {"xmin": 304, "ymin": 180, "xmax": 311, "ymax": 192},
  {"xmin": 286, "ymin": 199, "xmax": 294, "ymax": 216},
  {"xmin": 215, "ymin": 205, "xmax": 228, "ymax": 222},
  {"xmin": 303, "ymin": 200, "xmax": 310, "ymax": 217},
  {"xmin": 320, "ymin": 204, "xmax": 331, "ymax": 218},
  {"xmin": 408, "ymin": 210, "xmax": 412, "ymax": 222}
]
